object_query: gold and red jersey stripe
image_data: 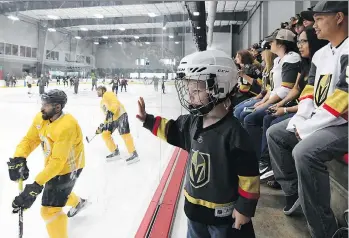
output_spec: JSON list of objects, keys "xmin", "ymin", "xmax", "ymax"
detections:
[
  {"xmin": 299, "ymin": 85, "xmax": 314, "ymax": 101},
  {"xmin": 237, "ymin": 175, "xmax": 260, "ymax": 200},
  {"xmin": 322, "ymin": 89, "xmax": 348, "ymax": 118},
  {"xmin": 151, "ymin": 116, "xmax": 169, "ymax": 141}
]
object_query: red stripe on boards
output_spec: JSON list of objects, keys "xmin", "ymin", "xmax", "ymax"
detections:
[
  {"xmin": 149, "ymin": 150, "xmax": 188, "ymax": 238},
  {"xmin": 135, "ymin": 147, "xmax": 180, "ymax": 238}
]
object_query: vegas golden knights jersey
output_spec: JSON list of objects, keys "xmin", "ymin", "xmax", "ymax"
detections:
[
  {"xmin": 143, "ymin": 113, "xmax": 260, "ymax": 225},
  {"xmin": 14, "ymin": 112, "xmax": 85, "ymax": 185},
  {"xmin": 287, "ymin": 38, "xmax": 348, "ymax": 139}
]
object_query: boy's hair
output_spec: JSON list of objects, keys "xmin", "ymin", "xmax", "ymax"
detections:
[{"xmin": 236, "ymin": 50, "xmax": 254, "ymax": 65}]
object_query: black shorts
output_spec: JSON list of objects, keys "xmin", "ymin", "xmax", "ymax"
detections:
[
  {"xmin": 27, "ymin": 84, "xmax": 32, "ymax": 88},
  {"xmin": 41, "ymin": 168, "xmax": 83, "ymax": 207},
  {"xmin": 106, "ymin": 113, "xmax": 130, "ymax": 135}
]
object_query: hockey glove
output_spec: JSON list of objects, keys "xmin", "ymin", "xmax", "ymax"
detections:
[
  {"xmin": 96, "ymin": 123, "xmax": 106, "ymax": 134},
  {"xmin": 7, "ymin": 157, "xmax": 29, "ymax": 181},
  {"xmin": 12, "ymin": 182, "xmax": 43, "ymax": 213},
  {"xmin": 106, "ymin": 111, "xmax": 114, "ymax": 123}
]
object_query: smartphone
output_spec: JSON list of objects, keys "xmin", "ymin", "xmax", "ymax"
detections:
[{"xmin": 243, "ymin": 107, "xmax": 255, "ymax": 113}]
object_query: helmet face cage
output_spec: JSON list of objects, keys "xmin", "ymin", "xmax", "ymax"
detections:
[{"xmin": 175, "ymin": 74, "xmax": 219, "ymax": 116}]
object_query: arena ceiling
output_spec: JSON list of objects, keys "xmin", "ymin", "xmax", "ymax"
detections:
[{"xmin": 0, "ymin": 1, "xmax": 257, "ymax": 43}]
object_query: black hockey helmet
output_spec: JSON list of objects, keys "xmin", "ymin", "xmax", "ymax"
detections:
[
  {"xmin": 41, "ymin": 89, "xmax": 67, "ymax": 109},
  {"xmin": 97, "ymin": 85, "xmax": 107, "ymax": 92}
]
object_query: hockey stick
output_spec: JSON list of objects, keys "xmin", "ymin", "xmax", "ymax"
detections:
[
  {"xmin": 18, "ymin": 179, "xmax": 23, "ymax": 238},
  {"xmin": 85, "ymin": 135, "xmax": 96, "ymax": 143}
]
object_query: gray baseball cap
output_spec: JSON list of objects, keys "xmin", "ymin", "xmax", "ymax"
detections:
[{"xmin": 264, "ymin": 29, "xmax": 296, "ymax": 43}]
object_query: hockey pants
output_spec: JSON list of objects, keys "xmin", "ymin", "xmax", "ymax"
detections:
[
  {"xmin": 40, "ymin": 169, "xmax": 82, "ymax": 238},
  {"xmin": 101, "ymin": 113, "xmax": 135, "ymax": 153}
]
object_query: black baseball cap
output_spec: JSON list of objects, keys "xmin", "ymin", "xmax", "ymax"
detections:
[
  {"xmin": 301, "ymin": 1, "xmax": 348, "ymax": 20},
  {"xmin": 257, "ymin": 40, "xmax": 271, "ymax": 52}
]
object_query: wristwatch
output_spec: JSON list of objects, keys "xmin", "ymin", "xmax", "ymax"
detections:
[{"xmin": 284, "ymin": 107, "xmax": 288, "ymax": 114}]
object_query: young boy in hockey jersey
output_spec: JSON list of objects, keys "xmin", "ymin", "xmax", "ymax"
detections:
[
  {"xmin": 137, "ymin": 49, "xmax": 259, "ymax": 237},
  {"xmin": 267, "ymin": 2, "xmax": 348, "ymax": 237},
  {"xmin": 96, "ymin": 86, "xmax": 139, "ymax": 164},
  {"xmin": 7, "ymin": 89, "xmax": 88, "ymax": 238}
]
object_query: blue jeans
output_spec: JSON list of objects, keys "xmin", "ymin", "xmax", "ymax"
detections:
[
  {"xmin": 233, "ymin": 98, "xmax": 261, "ymax": 123},
  {"xmin": 187, "ymin": 219, "xmax": 255, "ymax": 238},
  {"xmin": 260, "ymin": 113, "xmax": 295, "ymax": 161},
  {"xmin": 243, "ymin": 104, "xmax": 271, "ymax": 158}
]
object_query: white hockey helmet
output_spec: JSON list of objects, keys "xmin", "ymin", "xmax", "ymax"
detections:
[{"xmin": 175, "ymin": 49, "xmax": 238, "ymax": 115}]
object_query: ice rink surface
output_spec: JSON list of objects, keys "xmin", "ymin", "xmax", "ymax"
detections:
[{"xmin": 0, "ymin": 83, "xmax": 184, "ymax": 238}]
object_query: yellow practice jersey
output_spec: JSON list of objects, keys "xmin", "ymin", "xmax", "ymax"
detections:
[
  {"xmin": 14, "ymin": 112, "xmax": 85, "ymax": 185},
  {"xmin": 100, "ymin": 91, "xmax": 126, "ymax": 122}
]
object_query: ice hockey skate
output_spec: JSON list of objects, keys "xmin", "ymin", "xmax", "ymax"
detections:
[
  {"xmin": 67, "ymin": 198, "xmax": 89, "ymax": 218},
  {"xmin": 126, "ymin": 151, "xmax": 139, "ymax": 165},
  {"xmin": 106, "ymin": 148, "xmax": 121, "ymax": 161}
]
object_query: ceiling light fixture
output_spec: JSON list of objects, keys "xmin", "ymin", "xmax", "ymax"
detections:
[
  {"xmin": 145, "ymin": 42, "xmax": 150, "ymax": 45},
  {"xmin": 102, "ymin": 36, "xmax": 108, "ymax": 39},
  {"xmin": 80, "ymin": 27, "xmax": 88, "ymax": 31},
  {"xmin": 48, "ymin": 28, "xmax": 56, "ymax": 32},
  {"xmin": 193, "ymin": 12, "xmax": 200, "ymax": 16},
  {"xmin": 75, "ymin": 36, "xmax": 81, "ymax": 40},
  {"xmin": 134, "ymin": 36, "xmax": 140, "ymax": 39},
  {"xmin": 118, "ymin": 41, "xmax": 123, "ymax": 45},
  {"xmin": 7, "ymin": 15, "xmax": 19, "ymax": 21},
  {"xmin": 175, "ymin": 41, "xmax": 179, "ymax": 44},
  {"xmin": 93, "ymin": 14, "xmax": 104, "ymax": 19},
  {"xmin": 162, "ymin": 26, "xmax": 166, "ymax": 30},
  {"xmin": 196, "ymin": 26, "xmax": 201, "ymax": 29},
  {"xmin": 148, "ymin": 13, "xmax": 157, "ymax": 17},
  {"xmin": 169, "ymin": 35, "xmax": 174, "ymax": 39},
  {"xmin": 119, "ymin": 27, "xmax": 125, "ymax": 31},
  {"xmin": 94, "ymin": 41, "xmax": 99, "ymax": 45},
  {"xmin": 47, "ymin": 15, "xmax": 59, "ymax": 20}
]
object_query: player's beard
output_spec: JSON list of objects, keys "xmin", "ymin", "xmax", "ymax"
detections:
[{"xmin": 41, "ymin": 108, "xmax": 56, "ymax": 120}]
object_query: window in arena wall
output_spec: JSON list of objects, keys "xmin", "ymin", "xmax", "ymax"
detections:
[
  {"xmin": 5, "ymin": 43, "xmax": 11, "ymax": 55},
  {"xmin": 20, "ymin": 46, "xmax": 25, "ymax": 57},
  {"xmin": 55, "ymin": 51, "xmax": 59, "ymax": 61},
  {"xmin": 0, "ymin": 43, "xmax": 4, "ymax": 54},
  {"xmin": 65, "ymin": 53, "xmax": 70, "ymax": 62},
  {"xmin": 12, "ymin": 45, "xmax": 18, "ymax": 56},
  {"xmin": 26, "ymin": 47, "xmax": 31, "ymax": 58},
  {"xmin": 32, "ymin": 48, "xmax": 37, "ymax": 58}
]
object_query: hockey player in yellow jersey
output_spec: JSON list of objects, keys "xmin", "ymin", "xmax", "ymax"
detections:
[
  {"xmin": 96, "ymin": 85, "xmax": 139, "ymax": 164},
  {"xmin": 7, "ymin": 89, "xmax": 88, "ymax": 238}
]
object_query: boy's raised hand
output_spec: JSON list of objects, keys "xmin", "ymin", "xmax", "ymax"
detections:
[{"xmin": 136, "ymin": 97, "xmax": 147, "ymax": 122}]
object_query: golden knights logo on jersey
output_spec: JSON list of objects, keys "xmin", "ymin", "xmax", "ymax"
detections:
[
  {"xmin": 315, "ymin": 74, "xmax": 332, "ymax": 107},
  {"xmin": 189, "ymin": 150, "xmax": 210, "ymax": 188}
]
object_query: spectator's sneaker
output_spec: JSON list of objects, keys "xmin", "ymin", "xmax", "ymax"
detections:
[
  {"xmin": 266, "ymin": 179, "xmax": 281, "ymax": 190},
  {"xmin": 283, "ymin": 194, "xmax": 301, "ymax": 216},
  {"xmin": 259, "ymin": 161, "xmax": 274, "ymax": 181}
]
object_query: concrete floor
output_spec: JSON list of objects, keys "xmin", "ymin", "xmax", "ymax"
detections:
[
  {"xmin": 254, "ymin": 185, "xmax": 310, "ymax": 238},
  {"xmin": 172, "ymin": 184, "xmax": 311, "ymax": 238}
]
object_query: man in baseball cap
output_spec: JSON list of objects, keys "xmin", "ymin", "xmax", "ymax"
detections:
[
  {"xmin": 301, "ymin": 1, "xmax": 348, "ymax": 21},
  {"xmin": 268, "ymin": 1, "xmax": 348, "ymax": 238}
]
